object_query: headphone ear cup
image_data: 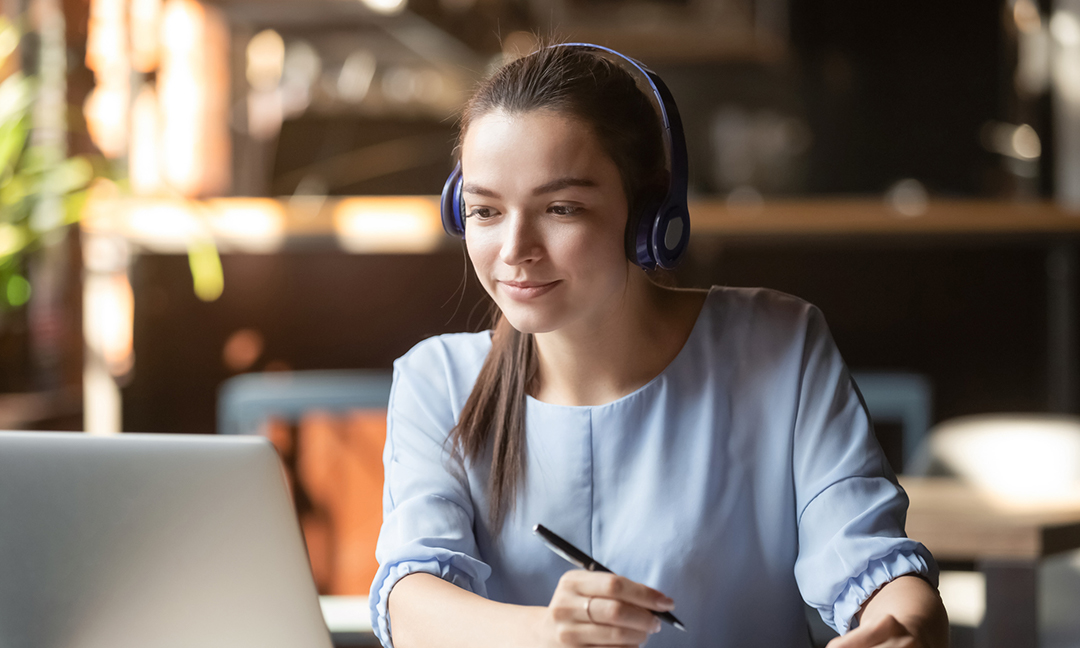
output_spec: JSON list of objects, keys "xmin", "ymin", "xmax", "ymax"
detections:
[
  {"xmin": 651, "ymin": 206, "xmax": 690, "ymax": 270},
  {"xmin": 440, "ymin": 162, "xmax": 466, "ymax": 237}
]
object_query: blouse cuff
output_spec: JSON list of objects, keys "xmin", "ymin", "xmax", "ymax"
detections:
[
  {"xmin": 369, "ymin": 549, "xmax": 491, "ymax": 648},
  {"xmin": 829, "ymin": 547, "xmax": 938, "ymax": 635}
]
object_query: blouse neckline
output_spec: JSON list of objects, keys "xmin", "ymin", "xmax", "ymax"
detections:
[{"xmin": 523, "ymin": 286, "xmax": 716, "ymax": 412}]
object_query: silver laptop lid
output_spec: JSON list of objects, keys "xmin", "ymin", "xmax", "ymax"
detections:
[{"xmin": 0, "ymin": 431, "xmax": 333, "ymax": 648}]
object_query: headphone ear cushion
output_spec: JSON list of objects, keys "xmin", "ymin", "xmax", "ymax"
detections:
[{"xmin": 626, "ymin": 188, "xmax": 665, "ymax": 269}]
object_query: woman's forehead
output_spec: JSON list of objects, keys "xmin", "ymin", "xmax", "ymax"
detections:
[{"xmin": 461, "ymin": 109, "xmax": 615, "ymax": 185}]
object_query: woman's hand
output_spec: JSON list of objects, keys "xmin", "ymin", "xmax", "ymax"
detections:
[
  {"xmin": 825, "ymin": 575, "xmax": 949, "ymax": 648},
  {"xmin": 825, "ymin": 614, "xmax": 922, "ymax": 648},
  {"xmin": 535, "ymin": 569, "xmax": 674, "ymax": 647}
]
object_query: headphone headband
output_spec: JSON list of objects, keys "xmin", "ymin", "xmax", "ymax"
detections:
[{"xmin": 440, "ymin": 43, "xmax": 690, "ymax": 270}]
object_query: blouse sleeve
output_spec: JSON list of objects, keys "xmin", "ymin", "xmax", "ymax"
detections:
[
  {"xmin": 368, "ymin": 340, "xmax": 492, "ymax": 648},
  {"xmin": 791, "ymin": 306, "xmax": 938, "ymax": 635}
]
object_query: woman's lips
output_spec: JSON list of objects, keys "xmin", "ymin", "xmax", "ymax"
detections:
[{"xmin": 499, "ymin": 280, "xmax": 560, "ymax": 300}]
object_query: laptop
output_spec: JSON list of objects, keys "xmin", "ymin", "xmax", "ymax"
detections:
[{"xmin": 0, "ymin": 430, "xmax": 334, "ymax": 648}]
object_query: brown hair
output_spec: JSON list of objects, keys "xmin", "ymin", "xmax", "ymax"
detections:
[{"xmin": 449, "ymin": 44, "xmax": 667, "ymax": 533}]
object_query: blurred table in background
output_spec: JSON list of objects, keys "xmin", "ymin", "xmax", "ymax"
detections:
[{"xmin": 901, "ymin": 476, "xmax": 1080, "ymax": 648}]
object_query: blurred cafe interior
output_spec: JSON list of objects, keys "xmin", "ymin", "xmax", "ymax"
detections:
[{"xmin": 4, "ymin": 0, "xmax": 1080, "ymax": 645}]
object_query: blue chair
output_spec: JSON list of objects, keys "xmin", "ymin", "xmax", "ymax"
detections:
[{"xmin": 218, "ymin": 369, "xmax": 393, "ymax": 437}]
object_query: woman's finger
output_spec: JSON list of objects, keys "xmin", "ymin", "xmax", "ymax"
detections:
[
  {"xmin": 553, "ymin": 620, "xmax": 651, "ymax": 646},
  {"xmin": 562, "ymin": 570, "xmax": 675, "ymax": 612},
  {"xmin": 584, "ymin": 596, "xmax": 662, "ymax": 634}
]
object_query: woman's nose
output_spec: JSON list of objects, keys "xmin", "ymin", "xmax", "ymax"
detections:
[{"xmin": 499, "ymin": 212, "xmax": 542, "ymax": 265}]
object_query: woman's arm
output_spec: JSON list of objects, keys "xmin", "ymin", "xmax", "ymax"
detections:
[
  {"xmin": 388, "ymin": 570, "xmax": 671, "ymax": 648},
  {"xmin": 388, "ymin": 573, "xmax": 541, "ymax": 648},
  {"xmin": 826, "ymin": 575, "xmax": 949, "ymax": 648}
]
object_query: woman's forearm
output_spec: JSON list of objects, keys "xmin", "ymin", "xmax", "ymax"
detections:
[
  {"xmin": 387, "ymin": 572, "xmax": 543, "ymax": 648},
  {"xmin": 857, "ymin": 574, "xmax": 949, "ymax": 648}
]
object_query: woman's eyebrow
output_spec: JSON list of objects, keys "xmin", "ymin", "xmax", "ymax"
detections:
[
  {"xmin": 462, "ymin": 183, "xmax": 500, "ymax": 198},
  {"xmin": 532, "ymin": 177, "xmax": 597, "ymax": 195},
  {"xmin": 461, "ymin": 177, "xmax": 598, "ymax": 199}
]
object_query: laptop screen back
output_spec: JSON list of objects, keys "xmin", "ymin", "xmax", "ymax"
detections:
[{"xmin": 0, "ymin": 431, "xmax": 333, "ymax": 648}]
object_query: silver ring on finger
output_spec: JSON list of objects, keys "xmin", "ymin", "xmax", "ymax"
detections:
[{"xmin": 584, "ymin": 596, "xmax": 595, "ymax": 623}]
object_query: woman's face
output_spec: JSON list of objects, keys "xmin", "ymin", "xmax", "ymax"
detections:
[{"xmin": 461, "ymin": 109, "xmax": 633, "ymax": 335}]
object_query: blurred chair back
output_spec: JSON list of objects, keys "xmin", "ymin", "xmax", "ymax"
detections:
[
  {"xmin": 851, "ymin": 371, "xmax": 933, "ymax": 473},
  {"xmin": 218, "ymin": 369, "xmax": 393, "ymax": 596}
]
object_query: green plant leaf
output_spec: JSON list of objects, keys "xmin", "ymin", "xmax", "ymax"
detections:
[
  {"xmin": 5, "ymin": 273, "xmax": 30, "ymax": 306},
  {"xmin": 0, "ymin": 112, "xmax": 29, "ymax": 175},
  {"xmin": 0, "ymin": 73, "xmax": 31, "ymax": 124},
  {"xmin": 48, "ymin": 156, "xmax": 94, "ymax": 195},
  {"xmin": 188, "ymin": 239, "xmax": 224, "ymax": 302}
]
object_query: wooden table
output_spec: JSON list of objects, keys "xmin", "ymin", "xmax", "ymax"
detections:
[{"xmin": 901, "ymin": 476, "xmax": 1080, "ymax": 648}]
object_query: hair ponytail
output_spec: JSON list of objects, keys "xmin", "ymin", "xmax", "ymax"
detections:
[{"xmin": 449, "ymin": 312, "xmax": 535, "ymax": 533}]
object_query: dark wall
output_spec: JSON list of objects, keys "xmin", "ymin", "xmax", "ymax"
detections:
[{"xmin": 123, "ymin": 250, "xmax": 492, "ymax": 435}]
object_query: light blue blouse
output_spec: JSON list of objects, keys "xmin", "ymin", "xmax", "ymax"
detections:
[{"xmin": 370, "ymin": 286, "xmax": 937, "ymax": 647}]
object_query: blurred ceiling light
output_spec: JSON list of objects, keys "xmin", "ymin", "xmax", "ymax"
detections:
[
  {"xmin": 85, "ymin": 0, "xmax": 127, "ymax": 75},
  {"xmin": 206, "ymin": 198, "xmax": 286, "ymax": 252},
  {"xmin": 130, "ymin": 86, "xmax": 163, "ymax": 195},
  {"xmin": 338, "ymin": 50, "xmax": 377, "ymax": 103},
  {"xmin": 885, "ymin": 178, "xmax": 929, "ymax": 217},
  {"xmin": 1014, "ymin": 0, "xmax": 1042, "ymax": 34},
  {"xmin": 84, "ymin": 0, "xmax": 130, "ymax": 158},
  {"xmin": 159, "ymin": 0, "xmax": 231, "ymax": 197},
  {"xmin": 360, "ymin": 0, "xmax": 407, "ymax": 16},
  {"xmin": 84, "ymin": 273, "xmax": 135, "ymax": 377},
  {"xmin": 1011, "ymin": 123, "xmax": 1042, "ymax": 158},
  {"xmin": 333, "ymin": 197, "xmax": 442, "ymax": 253},
  {"xmin": 247, "ymin": 87, "xmax": 284, "ymax": 141},
  {"xmin": 126, "ymin": 200, "xmax": 202, "ymax": 251},
  {"xmin": 223, "ymin": 328, "xmax": 264, "ymax": 372},
  {"xmin": 283, "ymin": 40, "xmax": 321, "ymax": 87},
  {"xmin": 982, "ymin": 121, "xmax": 1042, "ymax": 160},
  {"xmin": 932, "ymin": 415, "xmax": 1080, "ymax": 505},
  {"xmin": 247, "ymin": 29, "xmax": 285, "ymax": 91},
  {"xmin": 1051, "ymin": 10, "xmax": 1080, "ymax": 47},
  {"xmin": 84, "ymin": 85, "xmax": 129, "ymax": 158},
  {"xmin": 281, "ymin": 40, "xmax": 320, "ymax": 117},
  {"xmin": 130, "ymin": 0, "xmax": 163, "ymax": 72}
]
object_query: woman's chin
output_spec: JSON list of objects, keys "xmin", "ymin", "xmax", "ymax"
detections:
[{"xmin": 499, "ymin": 308, "xmax": 562, "ymax": 336}]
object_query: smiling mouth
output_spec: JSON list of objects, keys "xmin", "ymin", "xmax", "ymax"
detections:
[{"xmin": 499, "ymin": 280, "xmax": 560, "ymax": 299}]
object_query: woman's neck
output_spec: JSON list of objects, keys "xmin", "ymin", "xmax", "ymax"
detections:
[{"xmin": 530, "ymin": 282, "xmax": 707, "ymax": 407}]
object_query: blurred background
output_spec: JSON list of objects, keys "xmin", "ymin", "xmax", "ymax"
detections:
[{"xmin": 3, "ymin": 0, "xmax": 1080, "ymax": 645}]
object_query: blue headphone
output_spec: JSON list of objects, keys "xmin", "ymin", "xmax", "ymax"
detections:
[{"xmin": 439, "ymin": 42, "xmax": 691, "ymax": 271}]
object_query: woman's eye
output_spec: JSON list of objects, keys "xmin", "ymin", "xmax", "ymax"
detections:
[
  {"xmin": 466, "ymin": 207, "xmax": 493, "ymax": 219},
  {"xmin": 548, "ymin": 205, "xmax": 581, "ymax": 216}
]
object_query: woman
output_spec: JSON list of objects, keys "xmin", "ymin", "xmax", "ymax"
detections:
[{"xmin": 370, "ymin": 44, "xmax": 948, "ymax": 648}]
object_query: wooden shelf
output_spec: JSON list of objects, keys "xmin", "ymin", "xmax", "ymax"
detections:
[{"xmin": 690, "ymin": 199, "xmax": 1080, "ymax": 237}]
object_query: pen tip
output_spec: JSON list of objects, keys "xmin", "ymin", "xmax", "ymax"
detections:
[{"xmin": 674, "ymin": 622, "xmax": 686, "ymax": 632}]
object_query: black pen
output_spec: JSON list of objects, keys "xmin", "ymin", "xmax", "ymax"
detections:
[{"xmin": 532, "ymin": 524, "xmax": 686, "ymax": 632}]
